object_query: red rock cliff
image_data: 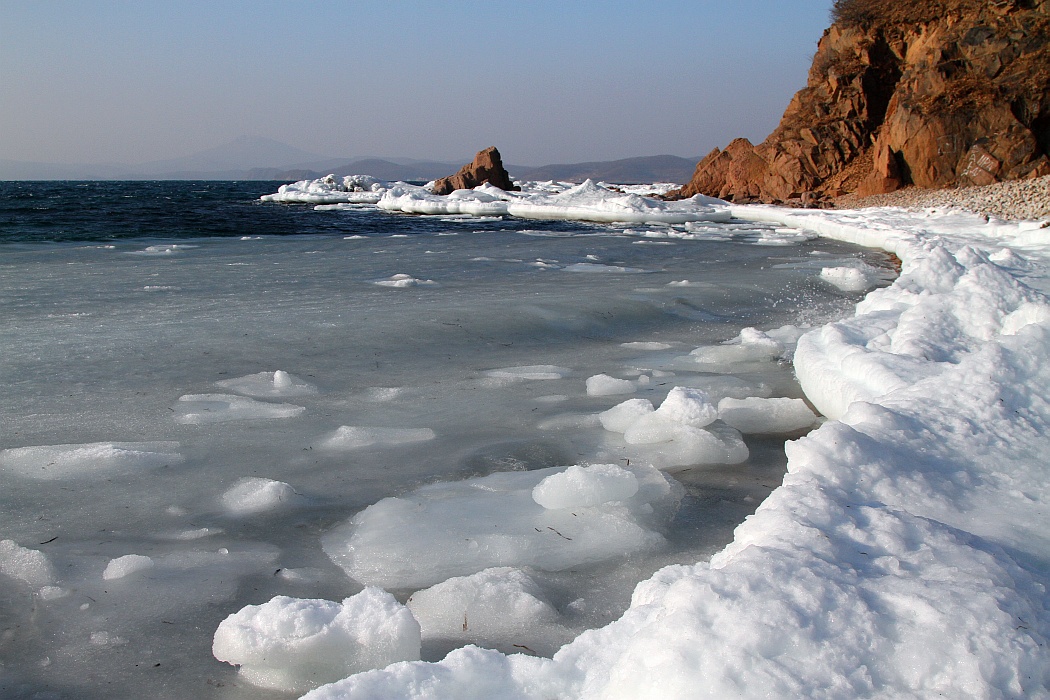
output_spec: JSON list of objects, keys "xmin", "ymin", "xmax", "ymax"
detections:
[
  {"xmin": 674, "ymin": 0, "xmax": 1050, "ymax": 203},
  {"xmin": 432, "ymin": 147, "xmax": 519, "ymax": 196}
]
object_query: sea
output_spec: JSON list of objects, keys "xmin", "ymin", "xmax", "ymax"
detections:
[{"xmin": 0, "ymin": 180, "xmax": 890, "ymax": 699}]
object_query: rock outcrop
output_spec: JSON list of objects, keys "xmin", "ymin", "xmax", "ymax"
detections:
[
  {"xmin": 674, "ymin": 0, "xmax": 1050, "ymax": 203},
  {"xmin": 431, "ymin": 147, "xmax": 519, "ymax": 195}
]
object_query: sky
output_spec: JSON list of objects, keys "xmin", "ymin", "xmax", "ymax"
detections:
[{"xmin": 1, "ymin": 1, "xmax": 836, "ymax": 168}]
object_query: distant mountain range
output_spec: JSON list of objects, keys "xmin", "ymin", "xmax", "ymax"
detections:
[{"xmin": 0, "ymin": 136, "xmax": 699, "ymax": 185}]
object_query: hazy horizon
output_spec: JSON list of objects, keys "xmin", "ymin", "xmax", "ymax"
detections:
[{"xmin": 2, "ymin": 2, "xmax": 835, "ymax": 169}]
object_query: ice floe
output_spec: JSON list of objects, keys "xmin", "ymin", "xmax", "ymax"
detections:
[
  {"xmin": 0, "ymin": 441, "xmax": 184, "ymax": 480},
  {"xmin": 174, "ymin": 393, "xmax": 306, "ymax": 424}
]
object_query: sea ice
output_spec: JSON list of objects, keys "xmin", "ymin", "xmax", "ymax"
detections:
[
  {"xmin": 585, "ymin": 373, "xmax": 638, "ymax": 396},
  {"xmin": 407, "ymin": 567, "xmax": 568, "ymax": 656},
  {"xmin": 717, "ymin": 396, "xmax": 818, "ymax": 434},
  {"xmin": 374, "ymin": 273, "xmax": 437, "ymax": 288},
  {"xmin": 531, "ymin": 464, "xmax": 639, "ymax": 509},
  {"xmin": 322, "ymin": 463, "xmax": 681, "ymax": 589},
  {"xmin": 174, "ymin": 393, "xmax": 306, "ymax": 424},
  {"xmin": 0, "ymin": 441, "xmax": 184, "ymax": 480},
  {"xmin": 484, "ymin": 365, "xmax": 573, "ymax": 381},
  {"xmin": 212, "ymin": 588, "xmax": 420, "ymax": 693}
]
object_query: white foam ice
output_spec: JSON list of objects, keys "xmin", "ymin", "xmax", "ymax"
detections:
[
  {"xmin": 0, "ymin": 441, "xmax": 184, "ymax": 480},
  {"xmin": 215, "ymin": 370, "xmax": 319, "ymax": 398},
  {"xmin": 174, "ymin": 393, "xmax": 306, "ymax": 424},
  {"xmin": 322, "ymin": 463, "xmax": 682, "ymax": 589},
  {"xmin": 212, "ymin": 588, "xmax": 420, "ymax": 692}
]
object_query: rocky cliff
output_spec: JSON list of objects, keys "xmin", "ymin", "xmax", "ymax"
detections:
[
  {"xmin": 432, "ymin": 147, "xmax": 518, "ymax": 195},
  {"xmin": 674, "ymin": 0, "xmax": 1050, "ymax": 203}
]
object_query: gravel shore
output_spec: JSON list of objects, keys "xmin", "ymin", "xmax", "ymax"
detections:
[{"xmin": 833, "ymin": 174, "xmax": 1050, "ymax": 222}]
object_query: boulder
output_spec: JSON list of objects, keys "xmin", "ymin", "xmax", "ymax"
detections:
[
  {"xmin": 673, "ymin": 0, "xmax": 1050, "ymax": 203},
  {"xmin": 431, "ymin": 147, "xmax": 519, "ymax": 195}
]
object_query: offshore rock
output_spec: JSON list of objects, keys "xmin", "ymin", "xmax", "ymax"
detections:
[
  {"xmin": 673, "ymin": 0, "xmax": 1050, "ymax": 203},
  {"xmin": 431, "ymin": 147, "xmax": 519, "ymax": 196}
]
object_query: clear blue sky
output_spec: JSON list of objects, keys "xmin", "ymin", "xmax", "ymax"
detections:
[{"xmin": 1, "ymin": 1, "xmax": 835, "ymax": 167}]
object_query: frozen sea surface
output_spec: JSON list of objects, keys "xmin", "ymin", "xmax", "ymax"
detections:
[{"xmin": 0, "ymin": 182, "xmax": 886, "ymax": 700}]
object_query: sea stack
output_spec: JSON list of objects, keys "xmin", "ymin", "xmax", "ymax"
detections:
[
  {"xmin": 673, "ymin": 0, "xmax": 1050, "ymax": 204},
  {"xmin": 431, "ymin": 147, "xmax": 520, "ymax": 195}
]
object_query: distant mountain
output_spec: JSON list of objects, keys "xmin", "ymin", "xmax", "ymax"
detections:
[
  {"xmin": 0, "ymin": 138, "xmax": 699, "ymax": 184},
  {"xmin": 509, "ymin": 155, "xmax": 699, "ymax": 184}
]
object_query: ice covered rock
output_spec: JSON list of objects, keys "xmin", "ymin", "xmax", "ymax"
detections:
[
  {"xmin": 221, "ymin": 477, "xmax": 299, "ymax": 515},
  {"xmin": 407, "ymin": 567, "xmax": 566, "ymax": 656},
  {"xmin": 718, "ymin": 396, "xmax": 819, "ymax": 434},
  {"xmin": 0, "ymin": 441, "xmax": 184, "ymax": 480},
  {"xmin": 323, "ymin": 463, "xmax": 681, "ymax": 589},
  {"xmin": 212, "ymin": 588, "xmax": 420, "ymax": 693},
  {"xmin": 0, "ymin": 540, "xmax": 56, "ymax": 588},
  {"xmin": 321, "ymin": 426, "xmax": 436, "ymax": 450},
  {"xmin": 215, "ymin": 370, "xmax": 318, "ymax": 398},
  {"xmin": 174, "ymin": 394, "xmax": 305, "ymax": 424},
  {"xmin": 103, "ymin": 554, "xmax": 155, "ymax": 581}
]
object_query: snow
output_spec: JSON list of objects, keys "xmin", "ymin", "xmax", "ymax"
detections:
[
  {"xmin": 102, "ymin": 554, "xmax": 155, "ymax": 580},
  {"xmin": 0, "ymin": 539, "xmax": 56, "ymax": 588},
  {"xmin": 292, "ymin": 201, "xmax": 1050, "ymax": 699}
]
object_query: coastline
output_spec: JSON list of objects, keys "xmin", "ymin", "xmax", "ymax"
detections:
[{"xmin": 833, "ymin": 174, "xmax": 1050, "ymax": 223}]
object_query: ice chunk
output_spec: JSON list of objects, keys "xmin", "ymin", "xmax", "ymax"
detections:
[
  {"xmin": 586, "ymin": 374, "xmax": 637, "ymax": 396},
  {"xmin": 321, "ymin": 426, "xmax": 436, "ymax": 450},
  {"xmin": 323, "ymin": 463, "xmax": 681, "ymax": 589},
  {"xmin": 820, "ymin": 265, "xmax": 880, "ymax": 292},
  {"xmin": 215, "ymin": 370, "xmax": 318, "ymax": 398},
  {"xmin": 654, "ymin": 387, "xmax": 718, "ymax": 428},
  {"xmin": 102, "ymin": 554, "xmax": 155, "ymax": 581},
  {"xmin": 532, "ymin": 464, "xmax": 639, "ymax": 509},
  {"xmin": 717, "ymin": 397, "xmax": 819, "ymax": 434},
  {"xmin": 374, "ymin": 273, "xmax": 437, "ymax": 288},
  {"xmin": 484, "ymin": 365, "xmax": 572, "ymax": 381},
  {"xmin": 0, "ymin": 441, "xmax": 184, "ymax": 480},
  {"xmin": 0, "ymin": 540, "xmax": 56, "ymax": 588},
  {"xmin": 407, "ymin": 567, "xmax": 566, "ymax": 655},
  {"xmin": 212, "ymin": 588, "xmax": 420, "ymax": 693},
  {"xmin": 599, "ymin": 398, "xmax": 655, "ymax": 433},
  {"xmin": 221, "ymin": 477, "xmax": 299, "ymax": 515},
  {"xmin": 174, "ymin": 394, "xmax": 305, "ymax": 424}
]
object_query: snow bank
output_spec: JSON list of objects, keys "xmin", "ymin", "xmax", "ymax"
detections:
[
  {"xmin": 322, "ymin": 463, "xmax": 681, "ymax": 589},
  {"xmin": 298, "ymin": 206, "xmax": 1050, "ymax": 699},
  {"xmin": 213, "ymin": 588, "xmax": 420, "ymax": 692}
]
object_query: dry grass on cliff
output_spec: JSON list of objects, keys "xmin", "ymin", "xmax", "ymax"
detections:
[{"xmin": 829, "ymin": 0, "xmax": 987, "ymax": 27}]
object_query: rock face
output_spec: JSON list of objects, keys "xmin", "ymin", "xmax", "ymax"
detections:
[
  {"xmin": 431, "ymin": 147, "xmax": 519, "ymax": 195},
  {"xmin": 674, "ymin": 0, "xmax": 1050, "ymax": 203}
]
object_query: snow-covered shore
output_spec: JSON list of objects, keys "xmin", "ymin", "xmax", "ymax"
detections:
[{"xmin": 257, "ymin": 179, "xmax": 1047, "ymax": 698}]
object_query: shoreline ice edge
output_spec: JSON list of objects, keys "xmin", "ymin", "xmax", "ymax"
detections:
[{"xmin": 295, "ymin": 198, "xmax": 1050, "ymax": 698}]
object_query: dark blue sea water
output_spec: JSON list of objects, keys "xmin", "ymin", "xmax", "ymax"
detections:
[{"xmin": 0, "ymin": 181, "xmax": 600, "ymax": 244}]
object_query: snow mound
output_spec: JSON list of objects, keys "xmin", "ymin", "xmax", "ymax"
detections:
[
  {"xmin": 322, "ymin": 463, "xmax": 681, "ymax": 589},
  {"xmin": 0, "ymin": 540, "xmax": 56, "ymax": 588},
  {"xmin": 174, "ymin": 394, "xmax": 305, "ymax": 424},
  {"xmin": 103, "ymin": 554, "xmax": 155, "ymax": 580},
  {"xmin": 321, "ymin": 426, "xmax": 436, "ymax": 450},
  {"xmin": 221, "ymin": 477, "xmax": 299, "ymax": 515},
  {"xmin": 212, "ymin": 588, "xmax": 420, "ymax": 693},
  {"xmin": 0, "ymin": 441, "xmax": 184, "ymax": 480},
  {"xmin": 215, "ymin": 370, "xmax": 318, "ymax": 398}
]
